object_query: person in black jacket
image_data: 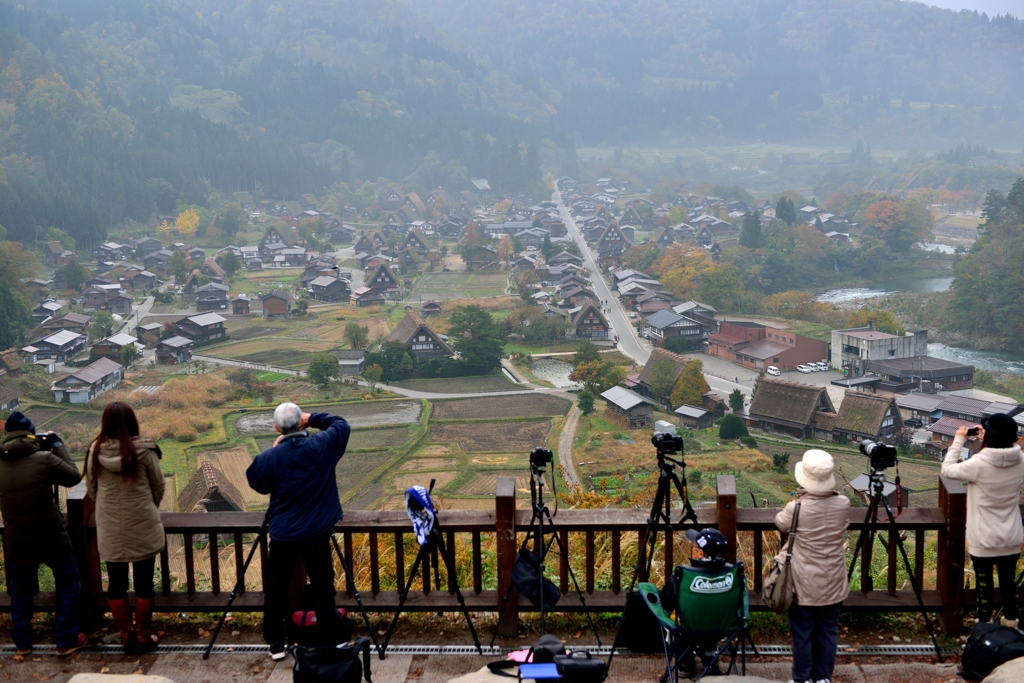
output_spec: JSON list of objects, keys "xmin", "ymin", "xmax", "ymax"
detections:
[
  {"xmin": 246, "ymin": 402, "xmax": 350, "ymax": 660},
  {"xmin": 0, "ymin": 412, "xmax": 88, "ymax": 655}
]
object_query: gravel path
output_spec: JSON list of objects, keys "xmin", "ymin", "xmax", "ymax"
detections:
[{"xmin": 558, "ymin": 405, "xmax": 581, "ymax": 487}]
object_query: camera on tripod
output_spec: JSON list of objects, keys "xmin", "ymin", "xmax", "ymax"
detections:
[
  {"xmin": 652, "ymin": 421, "xmax": 683, "ymax": 455},
  {"xmin": 530, "ymin": 447, "xmax": 553, "ymax": 468},
  {"xmin": 859, "ymin": 439, "xmax": 897, "ymax": 470}
]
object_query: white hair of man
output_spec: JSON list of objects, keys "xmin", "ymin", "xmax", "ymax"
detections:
[{"xmin": 274, "ymin": 402, "xmax": 303, "ymax": 434}]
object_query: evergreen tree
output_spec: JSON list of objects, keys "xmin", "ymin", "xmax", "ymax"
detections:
[
  {"xmin": 728, "ymin": 388, "xmax": 744, "ymax": 413},
  {"xmin": 447, "ymin": 304, "xmax": 507, "ymax": 371},
  {"xmin": 578, "ymin": 390, "xmax": 595, "ymax": 415},
  {"xmin": 541, "ymin": 234, "xmax": 555, "ymax": 260},
  {"xmin": 670, "ymin": 359, "xmax": 709, "ymax": 408},
  {"xmin": 739, "ymin": 211, "xmax": 765, "ymax": 248},
  {"xmin": 776, "ymin": 198, "xmax": 797, "ymax": 226},
  {"xmin": 63, "ymin": 258, "xmax": 87, "ymax": 292}
]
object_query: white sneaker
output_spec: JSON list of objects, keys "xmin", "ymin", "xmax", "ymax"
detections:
[{"xmin": 270, "ymin": 642, "xmax": 286, "ymax": 660}]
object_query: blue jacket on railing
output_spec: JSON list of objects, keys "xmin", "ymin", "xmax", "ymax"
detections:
[{"xmin": 246, "ymin": 412, "xmax": 350, "ymax": 542}]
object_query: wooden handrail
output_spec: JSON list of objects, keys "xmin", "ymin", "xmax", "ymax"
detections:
[{"xmin": 0, "ymin": 470, "xmax": 982, "ymax": 638}]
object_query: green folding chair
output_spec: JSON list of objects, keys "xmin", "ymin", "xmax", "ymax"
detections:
[{"xmin": 638, "ymin": 562, "xmax": 756, "ymax": 681}]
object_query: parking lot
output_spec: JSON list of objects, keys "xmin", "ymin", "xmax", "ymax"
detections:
[{"xmin": 697, "ymin": 352, "xmax": 850, "ymax": 407}]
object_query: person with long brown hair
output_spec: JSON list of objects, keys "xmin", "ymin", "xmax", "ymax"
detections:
[{"xmin": 85, "ymin": 402, "xmax": 165, "ymax": 653}]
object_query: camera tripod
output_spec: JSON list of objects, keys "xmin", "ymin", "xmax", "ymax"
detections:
[
  {"xmin": 381, "ymin": 485, "xmax": 483, "ymax": 656},
  {"xmin": 489, "ymin": 451, "xmax": 602, "ymax": 645},
  {"xmin": 847, "ymin": 468, "xmax": 942, "ymax": 662},
  {"xmin": 204, "ymin": 512, "xmax": 383, "ymax": 660},
  {"xmin": 606, "ymin": 435, "xmax": 700, "ymax": 675}
]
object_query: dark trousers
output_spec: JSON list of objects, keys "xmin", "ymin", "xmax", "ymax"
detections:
[
  {"xmin": 789, "ymin": 601, "xmax": 842, "ymax": 683},
  {"xmin": 263, "ymin": 534, "xmax": 340, "ymax": 645},
  {"xmin": 107, "ymin": 556, "xmax": 157, "ymax": 600},
  {"xmin": 972, "ymin": 553, "xmax": 1020, "ymax": 622},
  {"xmin": 10, "ymin": 556, "xmax": 81, "ymax": 650}
]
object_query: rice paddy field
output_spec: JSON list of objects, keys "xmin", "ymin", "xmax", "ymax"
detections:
[{"xmin": 407, "ymin": 272, "xmax": 508, "ymax": 301}]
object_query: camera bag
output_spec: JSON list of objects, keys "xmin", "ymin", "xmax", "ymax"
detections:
[
  {"xmin": 554, "ymin": 651, "xmax": 606, "ymax": 683},
  {"xmin": 292, "ymin": 636, "xmax": 372, "ymax": 683},
  {"xmin": 961, "ymin": 622, "xmax": 1024, "ymax": 681},
  {"xmin": 511, "ymin": 549, "xmax": 561, "ymax": 609}
]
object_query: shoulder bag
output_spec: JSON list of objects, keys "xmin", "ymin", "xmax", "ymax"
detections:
[{"xmin": 761, "ymin": 501, "xmax": 800, "ymax": 614}]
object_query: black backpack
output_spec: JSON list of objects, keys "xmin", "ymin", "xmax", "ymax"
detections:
[
  {"xmin": 962, "ymin": 622, "xmax": 1024, "ymax": 681},
  {"xmin": 292, "ymin": 636, "xmax": 372, "ymax": 683}
]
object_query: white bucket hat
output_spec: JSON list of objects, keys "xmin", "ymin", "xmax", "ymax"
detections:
[{"xmin": 794, "ymin": 449, "xmax": 836, "ymax": 492}]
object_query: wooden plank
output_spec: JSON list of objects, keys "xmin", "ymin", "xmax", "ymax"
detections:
[
  {"xmin": 344, "ymin": 532, "xmax": 355, "ymax": 595},
  {"xmin": 559, "ymin": 531, "xmax": 568, "ymax": 594},
  {"xmin": 495, "ymin": 476, "xmax": 518, "ymax": 637},
  {"xmin": 585, "ymin": 530, "xmax": 594, "ymax": 594},
  {"xmin": 160, "ymin": 547, "xmax": 171, "ymax": 596},
  {"xmin": 753, "ymin": 531, "xmax": 763, "ymax": 594},
  {"xmin": 233, "ymin": 532, "xmax": 243, "ymax": 593}
]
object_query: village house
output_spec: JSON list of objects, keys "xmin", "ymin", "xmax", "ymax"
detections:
[
  {"xmin": 174, "ymin": 313, "xmax": 227, "ymax": 345},
  {"xmin": 0, "ymin": 382, "xmax": 19, "ymax": 412},
  {"xmin": 42, "ymin": 312, "xmax": 91, "ymax": 336},
  {"xmin": 707, "ymin": 321, "xmax": 826, "ymax": 372},
  {"xmin": 258, "ymin": 225, "xmax": 299, "ymax": 258},
  {"xmin": 387, "ymin": 310, "xmax": 453, "ymax": 362},
  {"xmin": 329, "ymin": 349, "xmax": 366, "ymax": 376},
  {"xmin": 200, "ymin": 259, "xmax": 226, "ymax": 281},
  {"xmin": 23, "ymin": 331, "xmax": 85, "ymax": 363},
  {"xmin": 91, "ymin": 333, "xmax": 143, "ymax": 363},
  {"xmin": 927, "ymin": 417, "xmax": 984, "ymax": 458},
  {"xmin": 420, "ymin": 301, "xmax": 443, "ymax": 317},
  {"xmin": 642, "ymin": 310, "xmax": 706, "ymax": 350},
  {"xmin": 568, "ymin": 302, "xmax": 609, "ymax": 340},
  {"xmin": 231, "ymin": 296, "xmax": 250, "ymax": 316},
  {"xmin": 308, "ymin": 276, "xmax": 348, "ymax": 303},
  {"xmin": 601, "ymin": 386, "xmax": 655, "ymax": 429},
  {"xmin": 178, "ymin": 462, "xmax": 247, "ymax": 513},
  {"xmin": 702, "ymin": 392, "xmax": 730, "ymax": 419},
  {"xmin": 195, "ymin": 282, "xmax": 230, "ymax": 312},
  {"xmin": 863, "ymin": 357, "xmax": 975, "ymax": 392},
  {"xmin": 635, "ymin": 348, "xmax": 692, "ymax": 405},
  {"xmin": 32, "ymin": 300, "xmax": 63, "ymax": 323},
  {"xmin": 676, "ymin": 404, "xmax": 714, "ymax": 430},
  {"xmin": 895, "ymin": 393, "xmax": 944, "ymax": 426},
  {"xmin": 815, "ymin": 392, "xmax": 903, "ymax": 444},
  {"xmin": 744, "ymin": 378, "xmax": 835, "ymax": 438},
  {"xmin": 350, "ymin": 287, "xmax": 386, "ymax": 307},
  {"xmin": 261, "ymin": 291, "xmax": 291, "ymax": 319},
  {"xmin": 143, "ymin": 250, "xmax": 174, "ymax": 272},
  {"xmin": 51, "ymin": 357, "xmax": 123, "ymax": 404},
  {"xmin": 365, "ymin": 262, "xmax": 402, "ymax": 300},
  {"xmin": 155, "ymin": 336, "xmax": 194, "ymax": 365},
  {"xmin": 132, "ymin": 236, "xmax": 162, "ymax": 254}
]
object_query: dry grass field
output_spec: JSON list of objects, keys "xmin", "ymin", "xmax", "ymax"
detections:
[
  {"xmin": 193, "ymin": 445, "xmax": 268, "ymax": 509},
  {"xmin": 431, "ymin": 394, "xmax": 570, "ymax": 419},
  {"xmin": 394, "ymin": 375, "xmax": 527, "ymax": 394},
  {"xmin": 429, "ymin": 420, "xmax": 553, "ymax": 452}
]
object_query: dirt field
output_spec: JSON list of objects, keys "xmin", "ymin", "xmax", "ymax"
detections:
[
  {"xmin": 222, "ymin": 325, "xmax": 282, "ymax": 341},
  {"xmin": 336, "ymin": 450, "xmax": 398, "ymax": 499},
  {"xmin": 235, "ymin": 401, "xmax": 423, "ymax": 434},
  {"xmin": 49, "ymin": 413, "xmax": 101, "ymax": 431},
  {"xmin": 392, "ymin": 471, "xmax": 456, "ymax": 491},
  {"xmin": 400, "ymin": 458, "xmax": 458, "ymax": 471},
  {"xmin": 460, "ymin": 471, "xmax": 532, "ymax": 496},
  {"xmin": 207, "ymin": 338, "xmax": 334, "ymax": 365},
  {"xmin": 22, "ymin": 407, "xmax": 66, "ymax": 427},
  {"xmin": 432, "ymin": 394, "xmax": 570, "ymax": 419},
  {"xmin": 348, "ymin": 426, "xmax": 416, "ymax": 451},
  {"xmin": 194, "ymin": 445, "xmax": 268, "ymax": 509},
  {"xmin": 429, "ymin": 420, "xmax": 552, "ymax": 452},
  {"xmin": 394, "ymin": 375, "xmax": 527, "ymax": 394}
]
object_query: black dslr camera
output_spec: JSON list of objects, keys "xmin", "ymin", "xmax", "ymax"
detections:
[
  {"xmin": 530, "ymin": 447, "xmax": 553, "ymax": 468},
  {"xmin": 36, "ymin": 432, "xmax": 62, "ymax": 451},
  {"xmin": 860, "ymin": 439, "xmax": 897, "ymax": 470},
  {"xmin": 651, "ymin": 431, "xmax": 683, "ymax": 455}
]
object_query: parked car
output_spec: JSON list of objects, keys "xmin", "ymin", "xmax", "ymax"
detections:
[
  {"xmin": 797, "ymin": 364, "xmax": 812, "ymax": 373},
  {"xmin": 628, "ymin": 312, "xmax": 637, "ymax": 318},
  {"xmin": 815, "ymin": 362, "xmax": 829, "ymax": 371},
  {"xmin": 766, "ymin": 366, "xmax": 781, "ymax": 376},
  {"xmin": 904, "ymin": 418, "xmax": 924, "ymax": 429}
]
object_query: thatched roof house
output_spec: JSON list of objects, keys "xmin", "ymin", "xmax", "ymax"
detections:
[
  {"xmin": 177, "ymin": 462, "xmax": 247, "ymax": 513},
  {"xmin": 831, "ymin": 392, "xmax": 902, "ymax": 443},
  {"xmin": 636, "ymin": 348, "xmax": 693, "ymax": 403},
  {"xmin": 745, "ymin": 378, "xmax": 835, "ymax": 438}
]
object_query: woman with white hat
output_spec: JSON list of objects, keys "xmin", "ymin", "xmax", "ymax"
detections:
[{"xmin": 774, "ymin": 449, "xmax": 850, "ymax": 683}]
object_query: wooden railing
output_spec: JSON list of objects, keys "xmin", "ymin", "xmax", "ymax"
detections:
[{"xmin": 0, "ymin": 474, "xmax": 980, "ymax": 636}]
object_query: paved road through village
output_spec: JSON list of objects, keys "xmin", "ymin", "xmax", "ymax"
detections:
[{"xmin": 554, "ymin": 189, "xmax": 751, "ymax": 401}]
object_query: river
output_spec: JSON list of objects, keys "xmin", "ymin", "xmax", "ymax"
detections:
[
  {"xmin": 928, "ymin": 344, "xmax": 1024, "ymax": 376},
  {"xmin": 816, "ymin": 276, "xmax": 954, "ymax": 304}
]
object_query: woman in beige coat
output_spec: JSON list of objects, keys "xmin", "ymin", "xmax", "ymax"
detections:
[
  {"xmin": 775, "ymin": 449, "xmax": 850, "ymax": 683},
  {"xmin": 85, "ymin": 402, "xmax": 165, "ymax": 653}
]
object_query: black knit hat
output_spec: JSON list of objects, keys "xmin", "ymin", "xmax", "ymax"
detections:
[
  {"xmin": 4, "ymin": 411, "xmax": 35, "ymax": 435},
  {"xmin": 981, "ymin": 413, "xmax": 1019, "ymax": 449}
]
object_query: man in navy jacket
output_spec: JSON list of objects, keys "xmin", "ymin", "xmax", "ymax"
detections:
[{"xmin": 247, "ymin": 402, "xmax": 350, "ymax": 659}]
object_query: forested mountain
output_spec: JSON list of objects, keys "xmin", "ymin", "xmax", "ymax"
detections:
[{"xmin": 412, "ymin": 0, "xmax": 1024, "ymax": 147}]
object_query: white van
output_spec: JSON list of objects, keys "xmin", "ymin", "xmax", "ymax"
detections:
[
  {"xmin": 766, "ymin": 366, "xmax": 781, "ymax": 376},
  {"xmin": 797, "ymin": 364, "xmax": 813, "ymax": 373},
  {"xmin": 815, "ymin": 362, "xmax": 830, "ymax": 372}
]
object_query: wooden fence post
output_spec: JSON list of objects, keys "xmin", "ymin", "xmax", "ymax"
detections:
[
  {"xmin": 66, "ymin": 481, "xmax": 101, "ymax": 630},
  {"xmin": 716, "ymin": 475, "xmax": 737, "ymax": 564},
  {"xmin": 495, "ymin": 476, "xmax": 518, "ymax": 638},
  {"xmin": 937, "ymin": 476, "xmax": 966, "ymax": 636}
]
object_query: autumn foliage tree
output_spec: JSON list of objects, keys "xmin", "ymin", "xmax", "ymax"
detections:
[
  {"xmin": 670, "ymin": 359, "xmax": 709, "ymax": 409},
  {"xmin": 175, "ymin": 208, "xmax": 200, "ymax": 237},
  {"xmin": 647, "ymin": 242, "xmax": 712, "ymax": 300}
]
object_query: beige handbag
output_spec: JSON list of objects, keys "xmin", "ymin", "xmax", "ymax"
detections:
[{"xmin": 761, "ymin": 501, "xmax": 800, "ymax": 613}]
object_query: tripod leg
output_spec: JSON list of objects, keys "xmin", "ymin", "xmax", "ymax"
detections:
[
  {"xmin": 434, "ymin": 533, "xmax": 483, "ymax": 654},
  {"xmin": 548, "ymin": 518, "xmax": 602, "ymax": 647},
  {"xmin": 204, "ymin": 513, "xmax": 269, "ymax": 660},
  {"xmin": 382, "ymin": 545, "xmax": 429, "ymax": 654},
  {"xmin": 877, "ymin": 496, "xmax": 944, "ymax": 663},
  {"xmin": 607, "ymin": 472, "xmax": 675, "ymax": 675},
  {"xmin": 847, "ymin": 504, "xmax": 876, "ymax": 583},
  {"xmin": 331, "ymin": 534, "xmax": 384, "ymax": 660}
]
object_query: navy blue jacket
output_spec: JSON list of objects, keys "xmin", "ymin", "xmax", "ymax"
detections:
[{"xmin": 246, "ymin": 412, "xmax": 350, "ymax": 542}]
